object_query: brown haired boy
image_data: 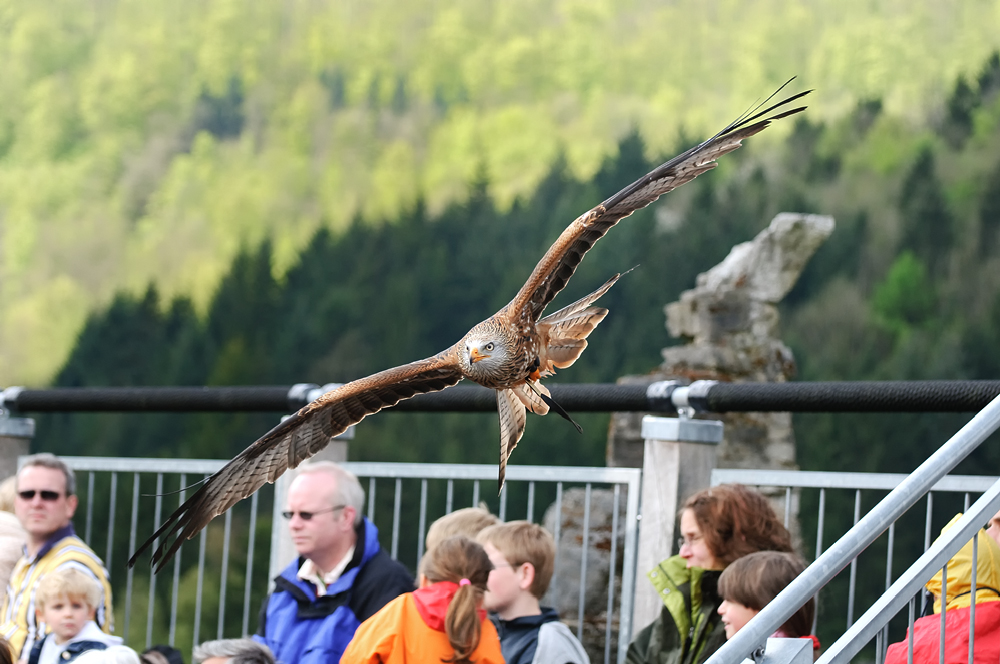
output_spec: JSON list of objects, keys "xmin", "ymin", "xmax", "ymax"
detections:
[
  {"xmin": 477, "ymin": 521, "xmax": 589, "ymax": 664},
  {"xmin": 27, "ymin": 568, "xmax": 122, "ymax": 664}
]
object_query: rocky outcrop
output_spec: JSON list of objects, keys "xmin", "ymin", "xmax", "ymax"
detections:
[{"xmin": 608, "ymin": 212, "xmax": 834, "ymax": 471}]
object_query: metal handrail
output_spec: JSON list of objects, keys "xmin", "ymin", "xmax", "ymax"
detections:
[
  {"xmin": 5, "ymin": 380, "xmax": 1000, "ymax": 414},
  {"xmin": 817, "ymin": 478, "xmax": 1000, "ymax": 662},
  {"xmin": 706, "ymin": 392, "xmax": 1000, "ymax": 664}
]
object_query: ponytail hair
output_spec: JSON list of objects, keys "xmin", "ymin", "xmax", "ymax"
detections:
[{"xmin": 421, "ymin": 536, "xmax": 493, "ymax": 663}]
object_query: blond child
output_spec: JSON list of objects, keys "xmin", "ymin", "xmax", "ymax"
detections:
[
  {"xmin": 477, "ymin": 521, "xmax": 589, "ymax": 664},
  {"xmin": 418, "ymin": 507, "xmax": 501, "ymax": 580},
  {"xmin": 716, "ymin": 551, "xmax": 819, "ymax": 657},
  {"xmin": 26, "ymin": 568, "xmax": 122, "ymax": 664},
  {"xmin": 342, "ymin": 536, "xmax": 503, "ymax": 663},
  {"xmin": 425, "ymin": 507, "xmax": 500, "ymax": 554}
]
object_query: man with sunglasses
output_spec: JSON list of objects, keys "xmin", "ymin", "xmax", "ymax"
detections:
[
  {"xmin": 254, "ymin": 461, "xmax": 412, "ymax": 663},
  {"xmin": 0, "ymin": 454, "xmax": 113, "ymax": 659}
]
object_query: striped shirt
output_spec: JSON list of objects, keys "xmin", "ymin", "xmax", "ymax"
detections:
[{"xmin": 0, "ymin": 524, "xmax": 114, "ymax": 658}]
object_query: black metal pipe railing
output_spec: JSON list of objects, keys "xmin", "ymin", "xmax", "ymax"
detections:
[{"xmin": 3, "ymin": 380, "xmax": 1000, "ymax": 415}]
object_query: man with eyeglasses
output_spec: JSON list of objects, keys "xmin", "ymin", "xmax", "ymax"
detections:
[
  {"xmin": 253, "ymin": 461, "xmax": 412, "ymax": 663},
  {"xmin": 0, "ymin": 453, "xmax": 113, "ymax": 659}
]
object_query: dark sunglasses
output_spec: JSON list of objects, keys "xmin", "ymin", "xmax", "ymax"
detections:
[
  {"xmin": 17, "ymin": 490, "xmax": 62, "ymax": 501},
  {"xmin": 281, "ymin": 505, "xmax": 346, "ymax": 521}
]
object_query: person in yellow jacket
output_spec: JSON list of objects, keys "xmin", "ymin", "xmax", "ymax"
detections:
[
  {"xmin": 341, "ymin": 536, "xmax": 503, "ymax": 664},
  {"xmin": 885, "ymin": 513, "xmax": 1000, "ymax": 664},
  {"xmin": 0, "ymin": 456, "xmax": 113, "ymax": 659}
]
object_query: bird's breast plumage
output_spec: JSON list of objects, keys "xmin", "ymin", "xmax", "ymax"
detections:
[{"xmin": 460, "ymin": 312, "xmax": 540, "ymax": 390}]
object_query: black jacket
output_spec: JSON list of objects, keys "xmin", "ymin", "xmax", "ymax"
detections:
[{"xmin": 491, "ymin": 607, "xmax": 562, "ymax": 664}]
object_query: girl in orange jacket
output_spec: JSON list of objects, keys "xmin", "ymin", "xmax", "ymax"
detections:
[{"xmin": 341, "ymin": 535, "xmax": 504, "ymax": 664}]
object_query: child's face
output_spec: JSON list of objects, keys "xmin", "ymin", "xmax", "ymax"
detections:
[
  {"xmin": 40, "ymin": 593, "xmax": 94, "ymax": 644},
  {"xmin": 482, "ymin": 542, "xmax": 530, "ymax": 615},
  {"xmin": 718, "ymin": 599, "xmax": 759, "ymax": 639}
]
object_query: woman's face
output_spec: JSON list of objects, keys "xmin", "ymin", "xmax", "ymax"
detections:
[{"xmin": 678, "ymin": 508, "xmax": 722, "ymax": 570}]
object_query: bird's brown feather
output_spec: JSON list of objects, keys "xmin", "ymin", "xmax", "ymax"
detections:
[
  {"xmin": 130, "ymin": 351, "xmax": 464, "ymax": 570},
  {"xmin": 512, "ymin": 381, "xmax": 549, "ymax": 415},
  {"xmin": 509, "ymin": 87, "xmax": 810, "ymax": 321},
  {"xmin": 496, "ymin": 388, "xmax": 527, "ymax": 490}
]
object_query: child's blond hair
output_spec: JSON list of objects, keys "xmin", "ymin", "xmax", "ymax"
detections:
[
  {"xmin": 0, "ymin": 477, "xmax": 16, "ymax": 513},
  {"xmin": 36, "ymin": 568, "xmax": 101, "ymax": 612},
  {"xmin": 477, "ymin": 521, "xmax": 555, "ymax": 599},
  {"xmin": 426, "ymin": 507, "xmax": 501, "ymax": 554}
]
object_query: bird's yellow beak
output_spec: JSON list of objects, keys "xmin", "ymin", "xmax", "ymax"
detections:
[{"xmin": 470, "ymin": 348, "xmax": 488, "ymax": 364}]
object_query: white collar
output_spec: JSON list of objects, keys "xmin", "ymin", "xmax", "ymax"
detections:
[{"xmin": 297, "ymin": 545, "xmax": 356, "ymax": 596}]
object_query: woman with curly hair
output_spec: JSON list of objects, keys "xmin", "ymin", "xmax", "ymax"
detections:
[
  {"xmin": 627, "ymin": 483, "xmax": 795, "ymax": 664},
  {"xmin": 342, "ymin": 536, "xmax": 503, "ymax": 664}
]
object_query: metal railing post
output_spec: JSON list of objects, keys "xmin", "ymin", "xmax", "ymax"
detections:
[
  {"xmin": 632, "ymin": 415, "xmax": 722, "ymax": 639},
  {"xmin": 0, "ymin": 405, "xmax": 33, "ymax": 480},
  {"xmin": 267, "ymin": 412, "xmax": 353, "ymax": 583}
]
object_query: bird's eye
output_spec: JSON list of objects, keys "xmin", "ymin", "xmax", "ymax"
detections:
[{"xmin": 485, "ymin": 342, "xmax": 494, "ymax": 351}]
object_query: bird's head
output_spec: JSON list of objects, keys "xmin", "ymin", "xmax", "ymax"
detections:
[{"xmin": 461, "ymin": 324, "xmax": 509, "ymax": 376}]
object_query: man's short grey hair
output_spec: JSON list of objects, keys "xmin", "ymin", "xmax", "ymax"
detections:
[
  {"xmin": 297, "ymin": 461, "xmax": 365, "ymax": 525},
  {"xmin": 193, "ymin": 639, "xmax": 275, "ymax": 664},
  {"xmin": 18, "ymin": 453, "xmax": 76, "ymax": 496}
]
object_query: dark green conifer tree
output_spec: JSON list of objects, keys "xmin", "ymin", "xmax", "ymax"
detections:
[{"xmin": 898, "ymin": 147, "xmax": 954, "ymax": 275}]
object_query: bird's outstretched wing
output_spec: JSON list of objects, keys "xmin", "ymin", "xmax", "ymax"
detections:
[
  {"xmin": 509, "ymin": 81, "xmax": 811, "ymax": 321},
  {"xmin": 129, "ymin": 351, "xmax": 465, "ymax": 570}
]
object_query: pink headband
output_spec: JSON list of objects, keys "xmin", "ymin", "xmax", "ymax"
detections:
[{"xmin": 459, "ymin": 578, "xmax": 471, "ymax": 586}]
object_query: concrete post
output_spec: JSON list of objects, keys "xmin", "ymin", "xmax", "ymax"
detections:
[
  {"xmin": 0, "ymin": 415, "xmax": 34, "ymax": 481},
  {"xmin": 632, "ymin": 415, "xmax": 722, "ymax": 638},
  {"xmin": 267, "ymin": 427, "xmax": 353, "ymax": 583}
]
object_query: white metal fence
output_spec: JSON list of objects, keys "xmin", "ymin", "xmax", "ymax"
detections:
[
  {"xmin": 48, "ymin": 457, "xmax": 641, "ymax": 664},
  {"xmin": 58, "ymin": 452, "xmax": 1000, "ymax": 663}
]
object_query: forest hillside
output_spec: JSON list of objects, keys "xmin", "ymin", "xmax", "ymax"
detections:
[{"xmin": 3, "ymin": 0, "xmax": 1000, "ymax": 386}]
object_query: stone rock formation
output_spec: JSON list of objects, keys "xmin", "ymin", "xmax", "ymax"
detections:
[{"xmin": 608, "ymin": 212, "xmax": 835, "ymax": 471}]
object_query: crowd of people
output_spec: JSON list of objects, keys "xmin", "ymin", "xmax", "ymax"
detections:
[{"xmin": 0, "ymin": 452, "xmax": 994, "ymax": 663}]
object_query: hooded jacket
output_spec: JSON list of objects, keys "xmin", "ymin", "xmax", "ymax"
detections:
[
  {"xmin": 625, "ymin": 556, "xmax": 726, "ymax": 664},
  {"xmin": 254, "ymin": 518, "xmax": 414, "ymax": 664},
  {"xmin": 885, "ymin": 514, "xmax": 1000, "ymax": 664},
  {"xmin": 340, "ymin": 583, "xmax": 504, "ymax": 664},
  {"xmin": 491, "ymin": 607, "xmax": 590, "ymax": 664}
]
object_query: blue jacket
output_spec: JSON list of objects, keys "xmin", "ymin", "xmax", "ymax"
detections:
[{"xmin": 254, "ymin": 518, "xmax": 414, "ymax": 663}]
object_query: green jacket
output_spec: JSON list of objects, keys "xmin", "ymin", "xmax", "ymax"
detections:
[{"xmin": 626, "ymin": 555, "xmax": 727, "ymax": 664}]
